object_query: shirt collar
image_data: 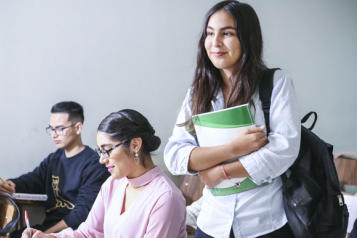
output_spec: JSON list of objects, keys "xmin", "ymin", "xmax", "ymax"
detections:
[
  {"xmin": 213, "ymin": 87, "xmax": 224, "ymax": 102},
  {"xmin": 126, "ymin": 166, "xmax": 161, "ymax": 188}
]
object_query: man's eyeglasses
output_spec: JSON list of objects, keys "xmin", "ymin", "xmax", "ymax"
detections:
[
  {"xmin": 46, "ymin": 124, "xmax": 76, "ymax": 136},
  {"xmin": 95, "ymin": 142, "xmax": 125, "ymax": 158}
]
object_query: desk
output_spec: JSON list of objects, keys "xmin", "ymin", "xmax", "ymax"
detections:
[{"xmin": 13, "ymin": 200, "xmax": 45, "ymax": 230}]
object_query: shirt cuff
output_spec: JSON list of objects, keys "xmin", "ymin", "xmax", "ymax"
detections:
[
  {"xmin": 176, "ymin": 145, "xmax": 199, "ymax": 175},
  {"xmin": 239, "ymin": 152, "xmax": 273, "ymax": 186},
  {"xmin": 52, "ymin": 228, "xmax": 75, "ymax": 238}
]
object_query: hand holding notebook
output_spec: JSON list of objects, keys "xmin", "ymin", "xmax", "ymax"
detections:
[{"xmin": 193, "ymin": 104, "xmax": 269, "ymax": 196}]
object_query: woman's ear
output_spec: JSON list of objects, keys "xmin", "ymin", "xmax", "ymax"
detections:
[
  {"xmin": 131, "ymin": 137, "xmax": 142, "ymax": 153},
  {"xmin": 75, "ymin": 122, "xmax": 83, "ymax": 135}
]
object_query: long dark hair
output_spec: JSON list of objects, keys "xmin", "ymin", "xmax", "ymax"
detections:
[
  {"xmin": 183, "ymin": 0, "xmax": 267, "ymax": 132},
  {"xmin": 98, "ymin": 109, "xmax": 161, "ymax": 168}
]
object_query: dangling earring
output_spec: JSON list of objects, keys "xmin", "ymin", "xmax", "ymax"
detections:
[{"xmin": 134, "ymin": 150, "xmax": 140, "ymax": 165}]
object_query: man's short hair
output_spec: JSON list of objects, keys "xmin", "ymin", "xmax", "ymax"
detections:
[{"xmin": 51, "ymin": 101, "xmax": 84, "ymax": 123}]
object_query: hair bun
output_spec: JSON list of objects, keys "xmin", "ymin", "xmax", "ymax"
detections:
[{"xmin": 145, "ymin": 135, "xmax": 161, "ymax": 152}]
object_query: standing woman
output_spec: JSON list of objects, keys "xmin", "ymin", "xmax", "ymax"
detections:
[
  {"xmin": 164, "ymin": 1, "xmax": 300, "ymax": 238},
  {"xmin": 23, "ymin": 109, "xmax": 187, "ymax": 238}
]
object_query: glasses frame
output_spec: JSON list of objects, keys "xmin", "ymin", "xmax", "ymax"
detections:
[
  {"xmin": 95, "ymin": 141, "xmax": 125, "ymax": 158},
  {"xmin": 46, "ymin": 124, "xmax": 76, "ymax": 136}
]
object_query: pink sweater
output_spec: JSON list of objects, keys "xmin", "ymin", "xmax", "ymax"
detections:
[{"xmin": 53, "ymin": 166, "xmax": 187, "ymax": 238}]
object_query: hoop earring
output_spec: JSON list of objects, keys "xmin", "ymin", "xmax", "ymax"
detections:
[{"xmin": 134, "ymin": 150, "xmax": 140, "ymax": 165}]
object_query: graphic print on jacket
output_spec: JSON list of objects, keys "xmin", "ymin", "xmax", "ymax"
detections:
[{"xmin": 46, "ymin": 175, "xmax": 75, "ymax": 212}]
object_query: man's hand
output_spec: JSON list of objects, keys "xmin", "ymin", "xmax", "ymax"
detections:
[
  {"xmin": 198, "ymin": 165, "xmax": 226, "ymax": 189},
  {"xmin": 0, "ymin": 180, "xmax": 16, "ymax": 194}
]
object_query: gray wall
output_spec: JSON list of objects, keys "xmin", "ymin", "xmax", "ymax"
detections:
[{"xmin": 1, "ymin": 0, "xmax": 356, "ymax": 186}]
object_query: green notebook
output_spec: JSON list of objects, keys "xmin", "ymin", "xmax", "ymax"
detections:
[{"xmin": 193, "ymin": 104, "xmax": 267, "ymax": 196}]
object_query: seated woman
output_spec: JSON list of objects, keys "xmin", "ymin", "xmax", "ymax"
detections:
[{"xmin": 23, "ymin": 109, "xmax": 187, "ymax": 238}]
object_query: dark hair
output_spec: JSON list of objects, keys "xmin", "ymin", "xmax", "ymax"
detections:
[
  {"xmin": 98, "ymin": 109, "xmax": 161, "ymax": 167},
  {"xmin": 183, "ymin": 0, "xmax": 267, "ymax": 132},
  {"xmin": 51, "ymin": 101, "xmax": 84, "ymax": 123}
]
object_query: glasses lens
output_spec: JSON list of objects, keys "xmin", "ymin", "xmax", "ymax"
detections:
[
  {"xmin": 56, "ymin": 128, "xmax": 64, "ymax": 136},
  {"xmin": 46, "ymin": 127, "xmax": 53, "ymax": 135},
  {"xmin": 95, "ymin": 149, "xmax": 109, "ymax": 158}
]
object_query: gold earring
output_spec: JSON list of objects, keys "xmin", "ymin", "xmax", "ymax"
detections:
[{"xmin": 134, "ymin": 150, "xmax": 140, "ymax": 165}]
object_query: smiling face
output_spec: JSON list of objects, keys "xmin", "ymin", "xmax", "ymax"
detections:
[
  {"xmin": 97, "ymin": 131, "xmax": 138, "ymax": 180},
  {"xmin": 204, "ymin": 9, "xmax": 242, "ymax": 74},
  {"xmin": 49, "ymin": 113, "xmax": 80, "ymax": 149}
]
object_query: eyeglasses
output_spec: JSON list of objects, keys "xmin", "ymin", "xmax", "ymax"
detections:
[
  {"xmin": 46, "ymin": 124, "xmax": 76, "ymax": 136},
  {"xmin": 95, "ymin": 142, "xmax": 125, "ymax": 158}
]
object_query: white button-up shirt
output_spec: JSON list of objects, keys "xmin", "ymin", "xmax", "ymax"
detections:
[{"xmin": 164, "ymin": 70, "xmax": 301, "ymax": 238}]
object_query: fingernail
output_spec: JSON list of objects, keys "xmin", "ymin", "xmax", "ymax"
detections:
[{"xmin": 260, "ymin": 125, "xmax": 265, "ymax": 129}]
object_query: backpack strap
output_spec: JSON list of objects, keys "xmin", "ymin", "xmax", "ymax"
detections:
[
  {"xmin": 301, "ymin": 111, "xmax": 318, "ymax": 130},
  {"xmin": 259, "ymin": 68, "xmax": 280, "ymax": 135}
]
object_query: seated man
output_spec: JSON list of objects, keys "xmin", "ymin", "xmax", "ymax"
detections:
[{"xmin": 0, "ymin": 101, "xmax": 109, "ymax": 238}]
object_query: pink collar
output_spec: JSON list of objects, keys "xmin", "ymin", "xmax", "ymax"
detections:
[{"xmin": 127, "ymin": 166, "xmax": 161, "ymax": 188}]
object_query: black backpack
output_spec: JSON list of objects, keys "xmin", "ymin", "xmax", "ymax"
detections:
[{"xmin": 259, "ymin": 68, "xmax": 349, "ymax": 238}]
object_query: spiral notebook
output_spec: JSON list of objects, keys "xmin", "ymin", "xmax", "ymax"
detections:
[{"xmin": 11, "ymin": 193, "xmax": 48, "ymax": 201}]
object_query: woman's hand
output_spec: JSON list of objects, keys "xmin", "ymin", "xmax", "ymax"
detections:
[
  {"xmin": 0, "ymin": 180, "xmax": 16, "ymax": 194},
  {"xmin": 21, "ymin": 228, "xmax": 56, "ymax": 238},
  {"xmin": 229, "ymin": 125, "xmax": 268, "ymax": 157},
  {"xmin": 198, "ymin": 165, "xmax": 225, "ymax": 189},
  {"xmin": 188, "ymin": 126, "xmax": 268, "ymax": 172}
]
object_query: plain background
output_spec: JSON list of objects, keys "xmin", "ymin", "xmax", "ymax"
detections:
[{"xmin": 1, "ymin": 0, "xmax": 356, "ymax": 225}]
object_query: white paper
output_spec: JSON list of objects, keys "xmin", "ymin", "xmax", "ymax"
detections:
[
  {"xmin": 194, "ymin": 124, "xmax": 255, "ymax": 147},
  {"xmin": 11, "ymin": 193, "xmax": 48, "ymax": 201}
]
